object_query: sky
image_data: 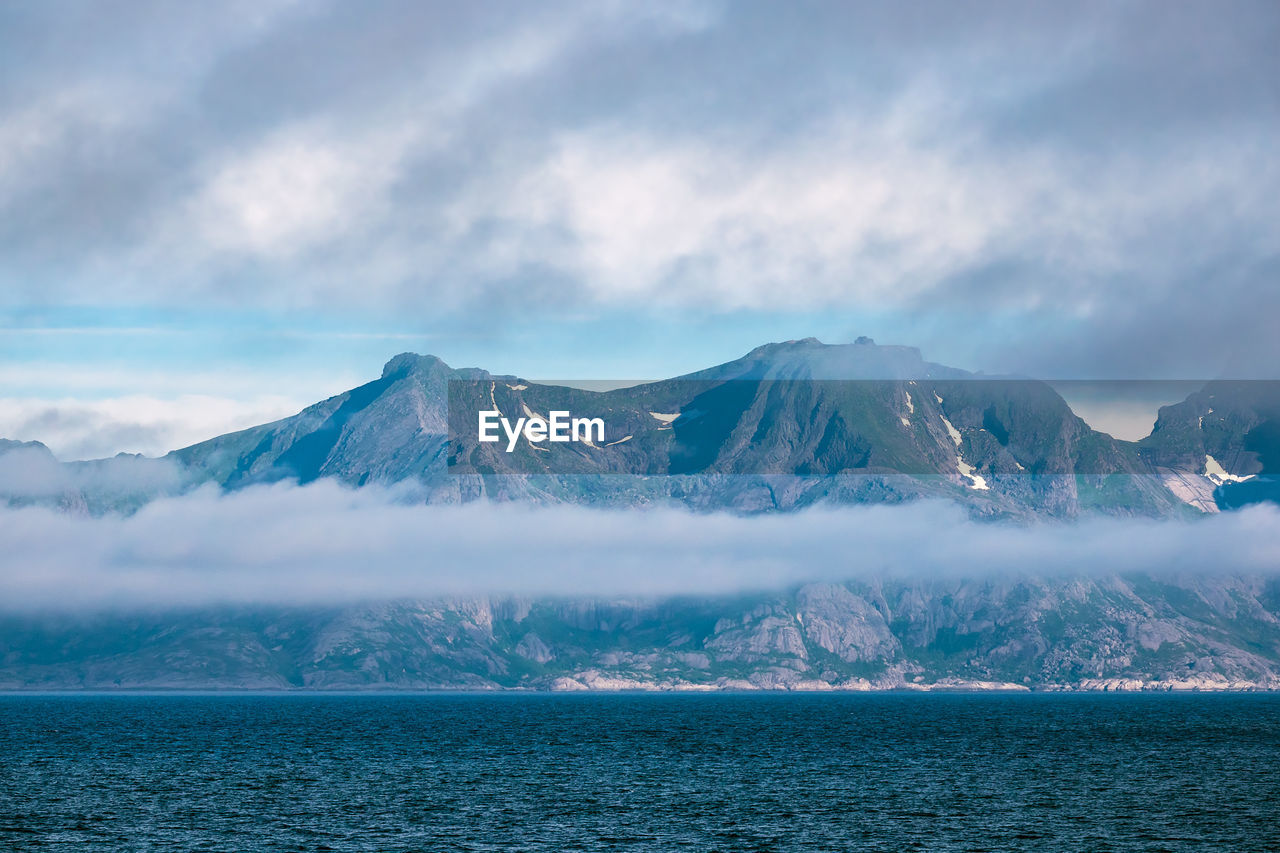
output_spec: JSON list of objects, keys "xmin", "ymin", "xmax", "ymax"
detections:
[{"xmin": 1, "ymin": 1, "xmax": 1278, "ymax": 459}]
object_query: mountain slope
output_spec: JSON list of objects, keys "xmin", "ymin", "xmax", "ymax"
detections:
[
  {"xmin": 4, "ymin": 573, "xmax": 1279, "ymax": 691},
  {"xmin": 166, "ymin": 338, "xmax": 1191, "ymax": 518},
  {"xmin": 6, "ymin": 339, "xmax": 1272, "ymax": 518}
]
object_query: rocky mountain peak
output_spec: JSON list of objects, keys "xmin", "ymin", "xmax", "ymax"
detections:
[
  {"xmin": 381, "ymin": 352, "xmax": 451, "ymax": 380},
  {"xmin": 0, "ymin": 439, "xmax": 55, "ymax": 460}
]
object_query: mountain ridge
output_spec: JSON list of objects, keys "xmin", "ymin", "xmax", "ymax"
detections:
[
  {"xmin": 160, "ymin": 339, "xmax": 1256, "ymax": 518},
  {"xmin": 3, "ymin": 339, "xmax": 1276, "ymax": 517}
]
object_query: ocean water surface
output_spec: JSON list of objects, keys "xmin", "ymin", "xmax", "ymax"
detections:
[{"xmin": 2, "ymin": 693, "xmax": 1278, "ymax": 851}]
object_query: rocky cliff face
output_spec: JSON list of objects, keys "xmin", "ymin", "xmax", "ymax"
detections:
[
  {"xmin": 5, "ymin": 573, "xmax": 1278, "ymax": 691},
  {"xmin": 1140, "ymin": 380, "xmax": 1280, "ymax": 511}
]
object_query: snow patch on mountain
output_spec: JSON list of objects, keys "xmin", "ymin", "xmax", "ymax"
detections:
[
  {"xmin": 1204, "ymin": 455, "xmax": 1254, "ymax": 486},
  {"xmin": 937, "ymin": 409, "xmax": 988, "ymax": 489},
  {"xmin": 940, "ymin": 412, "xmax": 963, "ymax": 447}
]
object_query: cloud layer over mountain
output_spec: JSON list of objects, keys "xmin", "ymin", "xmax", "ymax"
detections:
[{"xmin": 3, "ymin": 479, "xmax": 1278, "ymax": 609}]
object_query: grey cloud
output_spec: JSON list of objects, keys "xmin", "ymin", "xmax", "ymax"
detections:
[
  {"xmin": 1, "ymin": 479, "xmax": 1277, "ymax": 610},
  {"xmin": 0, "ymin": 1, "xmax": 1277, "ymax": 376}
]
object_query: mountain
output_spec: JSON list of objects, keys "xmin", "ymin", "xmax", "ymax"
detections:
[
  {"xmin": 4, "ymin": 340, "xmax": 1280, "ymax": 692},
  {"xmin": 0, "ymin": 438, "xmax": 188, "ymax": 515},
  {"xmin": 1139, "ymin": 379, "xmax": 1280, "ymax": 510},
  {"xmin": 3, "ymin": 339, "xmax": 1274, "ymax": 518},
  {"xmin": 4, "ymin": 573, "xmax": 1280, "ymax": 691},
  {"xmin": 158, "ymin": 338, "xmax": 1230, "ymax": 518}
]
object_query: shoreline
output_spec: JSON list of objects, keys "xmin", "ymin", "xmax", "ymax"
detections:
[{"xmin": 4, "ymin": 682, "xmax": 1279, "ymax": 695}]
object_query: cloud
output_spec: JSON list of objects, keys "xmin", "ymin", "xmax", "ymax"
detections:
[
  {"xmin": 0, "ymin": 441, "xmax": 186, "ymax": 501},
  {"xmin": 0, "ymin": 0, "xmax": 307, "ymax": 215},
  {"xmin": 459, "ymin": 118, "xmax": 1278, "ymax": 315},
  {"xmin": 1, "ymin": 479, "xmax": 1277, "ymax": 610},
  {"xmin": 473, "ymin": 119, "xmax": 1008, "ymax": 308},
  {"xmin": 0, "ymin": 394, "xmax": 306, "ymax": 459},
  {"xmin": 180, "ymin": 126, "xmax": 408, "ymax": 260},
  {"xmin": 0, "ymin": 1, "xmax": 1277, "ymax": 378}
]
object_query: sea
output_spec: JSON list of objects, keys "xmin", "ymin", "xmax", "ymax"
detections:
[{"xmin": 1, "ymin": 693, "xmax": 1278, "ymax": 851}]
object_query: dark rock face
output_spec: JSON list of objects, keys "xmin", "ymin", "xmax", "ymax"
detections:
[
  {"xmin": 3, "ymin": 573, "xmax": 1278, "ymax": 691},
  {"xmin": 1138, "ymin": 379, "xmax": 1280, "ymax": 511},
  {"xmin": 1141, "ymin": 381, "xmax": 1280, "ymax": 471}
]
